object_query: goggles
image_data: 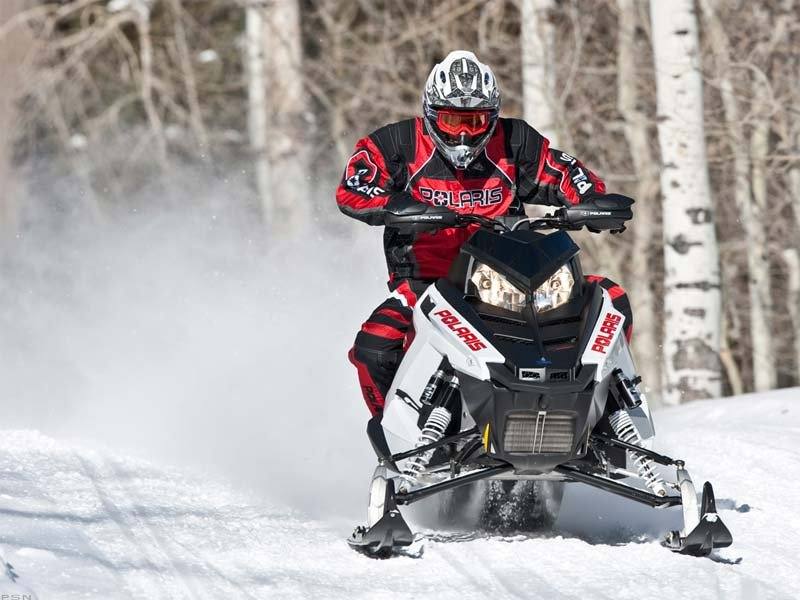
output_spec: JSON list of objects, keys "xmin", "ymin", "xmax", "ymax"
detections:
[{"xmin": 433, "ymin": 108, "xmax": 495, "ymax": 138}]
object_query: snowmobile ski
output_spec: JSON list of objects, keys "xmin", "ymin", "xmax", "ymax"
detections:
[
  {"xmin": 664, "ymin": 481, "xmax": 733, "ymax": 557},
  {"xmin": 348, "ymin": 468, "xmax": 413, "ymax": 558}
]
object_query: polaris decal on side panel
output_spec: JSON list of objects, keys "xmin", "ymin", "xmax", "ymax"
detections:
[
  {"xmin": 591, "ymin": 313, "xmax": 622, "ymax": 354},
  {"xmin": 432, "ymin": 309, "xmax": 487, "ymax": 351},
  {"xmin": 581, "ymin": 289, "xmax": 625, "ymax": 380}
]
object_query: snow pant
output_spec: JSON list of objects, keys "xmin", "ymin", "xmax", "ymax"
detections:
[
  {"xmin": 349, "ymin": 276, "xmax": 632, "ymax": 415},
  {"xmin": 348, "ymin": 281, "xmax": 419, "ymax": 416}
]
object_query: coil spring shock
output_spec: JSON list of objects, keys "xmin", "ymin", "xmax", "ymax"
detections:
[
  {"xmin": 401, "ymin": 406, "xmax": 452, "ymax": 484},
  {"xmin": 608, "ymin": 409, "xmax": 667, "ymax": 497}
]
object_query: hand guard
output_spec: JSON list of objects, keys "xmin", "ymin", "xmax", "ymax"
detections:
[
  {"xmin": 560, "ymin": 194, "xmax": 634, "ymax": 234},
  {"xmin": 383, "ymin": 192, "xmax": 460, "ymax": 231}
]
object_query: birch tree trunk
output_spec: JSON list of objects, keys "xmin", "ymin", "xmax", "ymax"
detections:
[
  {"xmin": 650, "ymin": 0, "xmax": 722, "ymax": 403},
  {"xmin": 264, "ymin": 0, "xmax": 309, "ymax": 233},
  {"xmin": 616, "ymin": 0, "xmax": 661, "ymax": 403},
  {"xmin": 748, "ymin": 80, "xmax": 776, "ymax": 391},
  {"xmin": 700, "ymin": 0, "xmax": 775, "ymax": 392},
  {"xmin": 791, "ymin": 164, "xmax": 800, "ymax": 384},
  {"xmin": 245, "ymin": 1, "xmax": 271, "ymax": 224},
  {"xmin": 520, "ymin": 0, "xmax": 558, "ymax": 144},
  {"xmin": 246, "ymin": 0, "xmax": 309, "ymax": 232},
  {"xmin": 784, "ymin": 248, "xmax": 800, "ymax": 382},
  {"xmin": 784, "ymin": 20, "xmax": 800, "ymax": 383},
  {"xmin": 0, "ymin": 0, "xmax": 34, "ymax": 234}
]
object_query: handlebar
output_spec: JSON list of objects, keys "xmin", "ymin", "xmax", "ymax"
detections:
[
  {"xmin": 456, "ymin": 213, "xmax": 570, "ymax": 233},
  {"xmin": 384, "ymin": 191, "xmax": 632, "ymax": 234}
]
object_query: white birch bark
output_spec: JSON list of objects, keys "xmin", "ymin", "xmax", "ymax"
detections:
[
  {"xmin": 699, "ymin": 0, "xmax": 775, "ymax": 392},
  {"xmin": 650, "ymin": 0, "xmax": 722, "ymax": 403},
  {"xmin": 0, "ymin": 0, "xmax": 34, "ymax": 234},
  {"xmin": 245, "ymin": 1, "xmax": 271, "ymax": 224},
  {"xmin": 783, "ymin": 248, "xmax": 800, "ymax": 381},
  {"xmin": 785, "ymin": 40, "xmax": 800, "ymax": 382},
  {"xmin": 520, "ymin": 0, "xmax": 558, "ymax": 145},
  {"xmin": 791, "ymin": 176, "xmax": 800, "ymax": 382},
  {"xmin": 748, "ymin": 81, "xmax": 776, "ymax": 391},
  {"xmin": 263, "ymin": 0, "xmax": 309, "ymax": 233},
  {"xmin": 616, "ymin": 0, "xmax": 661, "ymax": 403}
]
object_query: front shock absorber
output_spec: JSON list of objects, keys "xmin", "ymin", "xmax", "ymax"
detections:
[
  {"xmin": 401, "ymin": 377, "xmax": 460, "ymax": 485},
  {"xmin": 608, "ymin": 409, "xmax": 668, "ymax": 497}
]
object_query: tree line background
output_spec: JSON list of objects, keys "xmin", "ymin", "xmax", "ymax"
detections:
[{"xmin": 0, "ymin": 0, "xmax": 798, "ymax": 406}]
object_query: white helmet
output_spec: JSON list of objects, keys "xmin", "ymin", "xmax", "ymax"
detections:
[{"xmin": 423, "ymin": 50, "xmax": 500, "ymax": 169}]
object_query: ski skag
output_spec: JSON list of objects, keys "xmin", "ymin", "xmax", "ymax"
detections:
[{"xmin": 348, "ymin": 213, "xmax": 733, "ymax": 558}]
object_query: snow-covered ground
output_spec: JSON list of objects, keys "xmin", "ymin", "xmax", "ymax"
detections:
[{"xmin": 1, "ymin": 388, "xmax": 797, "ymax": 600}]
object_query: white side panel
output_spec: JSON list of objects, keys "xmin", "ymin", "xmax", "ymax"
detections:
[
  {"xmin": 583, "ymin": 288, "xmax": 657, "ymax": 443},
  {"xmin": 425, "ymin": 285, "xmax": 505, "ymax": 378},
  {"xmin": 381, "ymin": 286, "xmax": 503, "ymax": 455},
  {"xmin": 382, "ymin": 306, "xmax": 443, "ymax": 452}
]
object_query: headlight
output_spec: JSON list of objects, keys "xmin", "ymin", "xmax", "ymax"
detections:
[
  {"xmin": 470, "ymin": 263, "xmax": 526, "ymax": 313},
  {"xmin": 533, "ymin": 265, "xmax": 575, "ymax": 313}
]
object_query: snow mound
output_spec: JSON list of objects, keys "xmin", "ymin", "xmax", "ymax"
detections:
[{"xmin": 1, "ymin": 388, "xmax": 798, "ymax": 599}]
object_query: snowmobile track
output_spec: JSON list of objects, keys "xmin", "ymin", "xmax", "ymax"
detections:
[{"xmin": 77, "ymin": 454, "xmax": 201, "ymax": 600}]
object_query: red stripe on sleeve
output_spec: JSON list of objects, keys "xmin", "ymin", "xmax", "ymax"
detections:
[
  {"xmin": 377, "ymin": 308, "xmax": 411, "ymax": 323},
  {"xmin": 361, "ymin": 322, "xmax": 406, "ymax": 340}
]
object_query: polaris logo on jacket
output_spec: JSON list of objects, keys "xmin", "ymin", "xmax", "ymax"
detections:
[{"xmin": 420, "ymin": 186, "xmax": 503, "ymax": 208}]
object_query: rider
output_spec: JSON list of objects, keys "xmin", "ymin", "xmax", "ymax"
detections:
[{"xmin": 336, "ymin": 50, "xmax": 633, "ymax": 416}]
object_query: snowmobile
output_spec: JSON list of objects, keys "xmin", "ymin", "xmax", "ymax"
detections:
[{"xmin": 348, "ymin": 207, "xmax": 733, "ymax": 558}]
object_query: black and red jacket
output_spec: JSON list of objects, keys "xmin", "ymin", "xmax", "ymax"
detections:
[{"xmin": 336, "ymin": 117, "xmax": 605, "ymax": 286}]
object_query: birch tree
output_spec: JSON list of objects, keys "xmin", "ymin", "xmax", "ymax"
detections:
[
  {"xmin": 616, "ymin": 0, "xmax": 661, "ymax": 401},
  {"xmin": 0, "ymin": 0, "xmax": 34, "ymax": 234},
  {"xmin": 520, "ymin": 0, "xmax": 558, "ymax": 144},
  {"xmin": 245, "ymin": 0, "xmax": 309, "ymax": 232},
  {"xmin": 650, "ymin": 0, "xmax": 722, "ymax": 403},
  {"xmin": 699, "ymin": 0, "xmax": 775, "ymax": 392},
  {"xmin": 246, "ymin": 1, "xmax": 271, "ymax": 225},
  {"xmin": 785, "ymin": 34, "xmax": 800, "ymax": 381}
]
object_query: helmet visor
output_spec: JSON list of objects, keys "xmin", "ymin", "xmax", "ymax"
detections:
[{"xmin": 435, "ymin": 108, "xmax": 493, "ymax": 139}]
